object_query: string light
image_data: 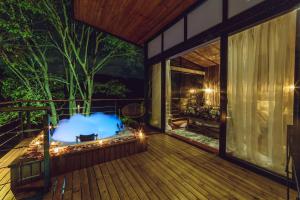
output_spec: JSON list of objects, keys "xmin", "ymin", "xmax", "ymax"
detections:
[
  {"xmin": 53, "ymin": 147, "xmax": 59, "ymax": 153},
  {"xmin": 98, "ymin": 140, "xmax": 103, "ymax": 146},
  {"xmin": 138, "ymin": 130, "xmax": 144, "ymax": 140}
]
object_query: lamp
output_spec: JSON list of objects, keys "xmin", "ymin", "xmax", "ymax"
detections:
[
  {"xmin": 138, "ymin": 130, "xmax": 144, "ymax": 140},
  {"xmin": 189, "ymin": 89, "xmax": 196, "ymax": 94},
  {"xmin": 203, "ymin": 88, "xmax": 214, "ymax": 94}
]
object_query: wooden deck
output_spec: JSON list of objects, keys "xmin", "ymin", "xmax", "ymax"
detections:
[
  {"xmin": 0, "ymin": 138, "xmax": 35, "ymax": 200},
  {"xmin": 42, "ymin": 134, "xmax": 296, "ymax": 200}
]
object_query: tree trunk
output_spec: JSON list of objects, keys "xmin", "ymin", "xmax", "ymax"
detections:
[
  {"xmin": 43, "ymin": 73, "xmax": 58, "ymax": 125},
  {"xmin": 68, "ymin": 67, "xmax": 76, "ymax": 116},
  {"xmin": 84, "ymin": 76, "xmax": 93, "ymax": 115}
]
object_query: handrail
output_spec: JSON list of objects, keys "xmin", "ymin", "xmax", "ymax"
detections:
[
  {"xmin": 0, "ymin": 98, "xmax": 144, "ymax": 106},
  {"xmin": 0, "ymin": 106, "xmax": 50, "ymax": 112}
]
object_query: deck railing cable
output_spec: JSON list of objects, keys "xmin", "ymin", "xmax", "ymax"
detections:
[
  {"xmin": 0, "ymin": 124, "xmax": 21, "ymax": 138},
  {"xmin": 0, "ymin": 118, "xmax": 20, "ymax": 129}
]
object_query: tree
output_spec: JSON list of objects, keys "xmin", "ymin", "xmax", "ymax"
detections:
[
  {"xmin": 43, "ymin": 0, "xmax": 141, "ymax": 115},
  {"xmin": 0, "ymin": 0, "xmax": 60, "ymax": 124},
  {"xmin": 0, "ymin": 0, "xmax": 143, "ymax": 125}
]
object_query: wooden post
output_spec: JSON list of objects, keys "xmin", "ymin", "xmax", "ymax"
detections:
[
  {"xmin": 44, "ymin": 112, "xmax": 51, "ymax": 192},
  {"xmin": 26, "ymin": 110, "xmax": 31, "ymax": 131},
  {"xmin": 18, "ymin": 111, "xmax": 24, "ymax": 140}
]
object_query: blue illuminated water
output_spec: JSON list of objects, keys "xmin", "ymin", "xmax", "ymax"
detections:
[{"xmin": 52, "ymin": 113, "xmax": 123, "ymax": 143}]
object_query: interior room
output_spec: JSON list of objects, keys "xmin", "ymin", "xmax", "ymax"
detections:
[{"xmin": 165, "ymin": 39, "xmax": 221, "ymax": 152}]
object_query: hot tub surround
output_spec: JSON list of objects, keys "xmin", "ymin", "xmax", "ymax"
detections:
[{"xmin": 11, "ymin": 129, "xmax": 148, "ymax": 187}]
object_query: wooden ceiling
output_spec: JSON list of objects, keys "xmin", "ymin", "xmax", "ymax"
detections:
[
  {"xmin": 73, "ymin": 0, "xmax": 196, "ymax": 45},
  {"xmin": 182, "ymin": 40, "xmax": 220, "ymax": 67}
]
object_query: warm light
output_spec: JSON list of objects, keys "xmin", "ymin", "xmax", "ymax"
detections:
[
  {"xmin": 189, "ymin": 89, "xmax": 196, "ymax": 94},
  {"xmin": 203, "ymin": 88, "xmax": 214, "ymax": 94},
  {"xmin": 138, "ymin": 130, "xmax": 144, "ymax": 140},
  {"xmin": 98, "ymin": 140, "xmax": 103, "ymax": 145},
  {"xmin": 51, "ymin": 141, "xmax": 57, "ymax": 146},
  {"xmin": 53, "ymin": 147, "xmax": 59, "ymax": 153},
  {"xmin": 289, "ymin": 85, "xmax": 295, "ymax": 91},
  {"xmin": 48, "ymin": 125, "xmax": 52, "ymax": 130},
  {"xmin": 35, "ymin": 141, "xmax": 40, "ymax": 146}
]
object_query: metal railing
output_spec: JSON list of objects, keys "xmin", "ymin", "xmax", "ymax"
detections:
[{"xmin": 0, "ymin": 98, "xmax": 144, "ymax": 198}]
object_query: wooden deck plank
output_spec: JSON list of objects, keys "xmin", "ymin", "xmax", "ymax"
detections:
[
  {"xmin": 116, "ymin": 159, "xmax": 150, "ymax": 200},
  {"xmin": 86, "ymin": 167, "xmax": 101, "ymax": 200},
  {"xmin": 123, "ymin": 156, "xmax": 170, "ymax": 200},
  {"xmin": 150, "ymin": 134, "xmax": 287, "ymax": 200},
  {"xmin": 4, "ymin": 134, "xmax": 298, "ymax": 199},
  {"xmin": 137, "ymin": 150, "xmax": 212, "ymax": 200},
  {"xmin": 93, "ymin": 165, "xmax": 110, "ymax": 200},
  {"xmin": 121, "ymin": 158, "xmax": 161, "ymax": 200},
  {"xmin": 72, "ymin": 170, "xmax": 81, "ymax": 200},
  {"xmin": 105, "ymin": 162, "xmax": 130, "ymax": 199},
  {"xmin": 79, "ymin": 168, "xmax": 92, "ymax": 200},
  {"xmin": 149, "ymin": 137, "xmax": 248, "ymax": 199},
  {"xmin": 126, "ymin": 154, "xmax": 193, "ymax": 200},
  {"xmin": 99, "ymin": 162, "xmax": 120, "ymax": 200},
  {"xmin": 110, "ymin": 160, "xmax": 140, "ymax": 200}
]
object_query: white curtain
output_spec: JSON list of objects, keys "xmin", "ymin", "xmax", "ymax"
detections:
[
  {"xmin": 150, "ymin": 63, "xmax": 161, "ymax": 128},
  {"xmin": 227, "ymin": 11, "xmax": 296, "ymax": 174}
]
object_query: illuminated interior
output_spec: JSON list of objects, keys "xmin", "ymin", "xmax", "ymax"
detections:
[{"xmin": 165, "ymin": 39, "xmax": 221, "ymax": 151}]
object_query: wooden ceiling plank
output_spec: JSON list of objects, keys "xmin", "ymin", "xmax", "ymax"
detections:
[{"xmin": 74, "ymin": 0, "xmax": 196, "ymax": 45}]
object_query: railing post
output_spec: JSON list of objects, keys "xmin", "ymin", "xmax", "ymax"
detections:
[
  {"xmin": 26, "ymin": 110, "xmax": 31, "ymax": 131},
  {"xmin": 44, "ymin": 112, "xmax": 51, "ymax": 192},
  {"xmin": 18, "ymin": 111, "xmax": 24, "ymax": 140}
]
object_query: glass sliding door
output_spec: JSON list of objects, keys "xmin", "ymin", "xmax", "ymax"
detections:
[
  {"xmin": 164, "ymin": 39, "xmax": 221, "ymax": 151},
  {"xmin": 148, "ymin": 63, "xmax": 162, "ymax": 129},
  {"xmin": 226, "ymin": 11, "xmax": 297, "ymax": 174}
]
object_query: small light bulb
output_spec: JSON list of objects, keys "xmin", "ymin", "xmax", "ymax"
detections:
[
  {"xmin": 48, "ymin": 125, "xmax": 52, "ymax": 130},
  {"xmin": 98, "ymin": 140, "xmax": 103, "ymax": 145},
  {"xmin": 138, "ymin": 131, "xmax": 144, "ymax": 139},
  {"xmin": 53, "ymin": 147, "xmax": 59, "ymax": 153},
  {"xmin": 35, "ymin": 141, "xmax": 40, "ymax": 145}
]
